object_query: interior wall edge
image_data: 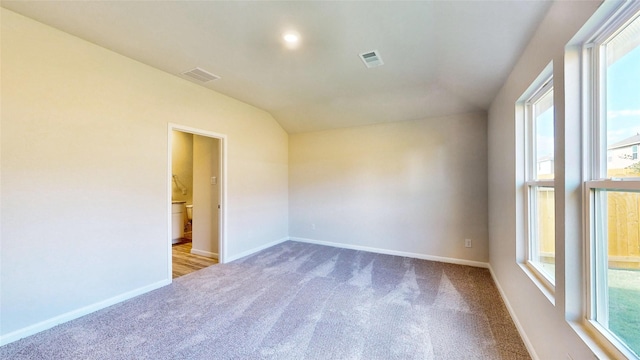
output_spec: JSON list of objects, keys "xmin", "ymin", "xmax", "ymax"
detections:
[
  {"xmin": 225, "ymin": 237, "xmax": 290, "ymax": 263},
  {"xmin": 290, "ymin": 237, "xmax": 490, "ymax": 269}
]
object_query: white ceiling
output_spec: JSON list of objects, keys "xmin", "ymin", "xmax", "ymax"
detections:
[{"xmin": 2, "ymin": 1, "xmax": 552, "ymax": 133}]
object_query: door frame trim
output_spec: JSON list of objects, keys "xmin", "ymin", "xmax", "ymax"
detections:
[{"xmin": 168, "ymin": 123, "xmax": 227, "ymax": 281}]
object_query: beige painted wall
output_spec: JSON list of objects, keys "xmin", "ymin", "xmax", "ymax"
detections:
[
  {"xmin": 192, "ymin": 135, "xmax": 219, "ymax": 257},
  {"xmin": 171, "ymin": 131, "xmax": 193, "ymax": 204},
  {"xmin": 289, "ymin": 112, "xmax": 488, "ymax": 263},
  {"xmin": 0, "ymin": 8, "xmax": 288, "ymax": 339},
  {"xmin": 488, "ymin": 1, "xmax": 601, "ymax": 359}
]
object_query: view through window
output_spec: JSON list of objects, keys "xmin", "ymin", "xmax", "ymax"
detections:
[
  {"xmin": 589, "ymin": 9, "xmax": 640, "ymax": 357},
  {"xmin": 526, "ymin": 80, "xmax": 555, "ymax": 285}
]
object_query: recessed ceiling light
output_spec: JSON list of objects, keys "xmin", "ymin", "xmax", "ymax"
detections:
[
  {"xmin": 282, "ymin": 32, "xmax": 301, "ymax": 49},
  {"xmin": 283, "ymin": 33, "xmax": 299, "ymax": 43}
]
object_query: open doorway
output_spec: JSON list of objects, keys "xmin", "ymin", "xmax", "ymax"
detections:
[{"xmin": 168, "ymin": 124, "xmax": 226, "ymax": 280}]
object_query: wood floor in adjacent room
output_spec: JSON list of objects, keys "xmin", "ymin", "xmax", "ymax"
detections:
[{"xmin": 172, "ymin": 239, "xmax": 218, "ymax": 278}]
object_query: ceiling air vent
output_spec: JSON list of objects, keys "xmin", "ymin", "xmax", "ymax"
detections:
[
  {"xmin": 359, "ymin": 50, "xmax": 384, "ymax": 68},
  {"xmin": 181, "ymin": 67, "xmax": 221, "ymax": 83}
]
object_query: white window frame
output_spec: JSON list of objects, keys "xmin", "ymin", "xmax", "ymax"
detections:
[
  {"xmin": 521, "ymin": 66, "xmax": 556, "ymax": 295},
  {"xmin": 582, "ymin": 2, "xmax": 640, "ymax": 359}
]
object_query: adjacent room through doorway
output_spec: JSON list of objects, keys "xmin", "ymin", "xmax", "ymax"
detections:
[{"xmin": 170, "ymin": 127, "xmax": 224, "ymax": 278}]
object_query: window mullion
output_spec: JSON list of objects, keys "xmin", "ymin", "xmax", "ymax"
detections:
[
  {"xmin": 593, "ymin": 189, "xmax": 609, "ymax": 327},
  {"xmin": 526, "ymin": 180, "xmax": 555, "ymax": 187},
  {"xmin": 596, "ymin": 44, "xmax": 608, "ymax": 180},
  {"xmin": 586, "ymin": 179, "xmax": 640, "ymax": 191},
  {"xmin": 529, "ymin": 185, "xmax": 539, "ymax": 265}
]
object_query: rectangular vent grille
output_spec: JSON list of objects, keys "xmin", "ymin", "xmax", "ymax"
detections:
[
  {"xmin": 181, "ymin": 67, "xmax": 221, "ymax": 82},
  {"xmin": 359, "ymin": 50, "xmax": 384, "ymax": 68}
]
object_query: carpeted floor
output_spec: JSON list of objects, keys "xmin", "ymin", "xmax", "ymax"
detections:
[{"xmin": 1, "ymin": 241, "xmax": 530, "ymax": 359}]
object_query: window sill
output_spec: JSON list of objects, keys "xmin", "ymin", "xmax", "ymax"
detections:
[
  {"xmin": 568, "ymin": 320, "xmax": 638, "ymax": 360},
  {"xmin": 518, "ymin": 262, "xmax": 555, "ymax": 306}
]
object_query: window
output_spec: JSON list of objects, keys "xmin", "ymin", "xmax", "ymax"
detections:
[
  {"xmin": 523, "ymin": 72, "xmax": 555, "ymax": 288},
  {"xmin": 584, "ymin": 4, "xmax": 640, "ymax": 358}
]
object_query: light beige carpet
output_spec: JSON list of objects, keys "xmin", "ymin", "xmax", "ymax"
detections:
[{"xmin": 1, "ymin": 241, "xmax": 530, "ymax": 359}]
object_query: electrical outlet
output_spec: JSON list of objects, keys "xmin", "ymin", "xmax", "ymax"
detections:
[
  {"xmin": 465, "ymin": 239, "xmax": 472, "ymax": 248},
  {"xmin": 311, "ymin": 224, "xmax": 316, "ymax": 230}
]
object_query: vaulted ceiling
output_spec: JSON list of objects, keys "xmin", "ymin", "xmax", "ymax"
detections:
[{"xmin": 2, "ymin": 1, "xmax": 552, "ymax": 133}]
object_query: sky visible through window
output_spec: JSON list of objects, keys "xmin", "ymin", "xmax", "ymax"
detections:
[
  {"xmin": 607, "ymin": 42, "xmax": 640, "ymax": 145},
  {"xmin": 535, "ymin": 41, "xmax": 640, "ymax": 161},
  {"xmin": 602, "ymin": 14, "xmax": 640, "ymax": 357},
  {"xmin": 535, "ymin": 102, "xmax": 554, "ymax": 162}
]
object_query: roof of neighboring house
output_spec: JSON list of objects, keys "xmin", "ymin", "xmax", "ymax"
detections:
[{"xmin": 608, "ymin": 133, "xmax": 640, "ymax": 150}]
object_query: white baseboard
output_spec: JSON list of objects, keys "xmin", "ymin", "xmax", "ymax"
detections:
[
  {"xmin": 190, "ymin": 248, "xmax": 219, "ymax": 259},
  {"xmin": 0, "ymin": 279, "xmax": 170, "ymax": 347},
  {"xmin": 488, "ymin": 265, "xmax": 538, "ymax": 360},
  {"xmin": 224, "ymin": 237, "xmax": 289, "ymax": 263},
  {"xmin": 289, "ymin": 237, "xmax": 489, "ymax": 268},
  {"xmin": 0, "ymin": 237, "xmax": 491, "ymax": 348}
]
